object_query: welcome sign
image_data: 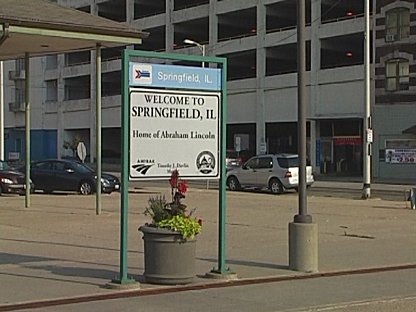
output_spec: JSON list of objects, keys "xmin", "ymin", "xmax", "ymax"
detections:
[
  {"xmin": 129, "ymin": 63, "xmax": 221, "ymax": 91},
  {"xmin": 129, "ymin": 85, "xmax": 220, "ymax": 179}
]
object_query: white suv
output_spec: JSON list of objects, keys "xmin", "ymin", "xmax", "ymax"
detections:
[{"xmin": 226, "ymin": 153, "xmax": 314, "ymax": 194}]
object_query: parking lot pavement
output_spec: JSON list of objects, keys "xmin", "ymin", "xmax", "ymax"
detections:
[{"xmin": 1, "ymin": 185, "xmax": 416, "ymax": 308}]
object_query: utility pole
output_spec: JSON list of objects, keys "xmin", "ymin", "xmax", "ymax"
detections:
[
  {"xmin": 362, "ymin": 0, "xmax": 372, "ymax": 199},
  {"xmin": 288, "ymin": 0, "xmax": 318, "ymax": 273}
]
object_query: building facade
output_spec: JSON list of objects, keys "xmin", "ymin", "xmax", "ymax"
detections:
[
  {"xmin": 373, "ymin": 0, "xmax": 416, "ymax": 180},
  {"xmin": 3, "ymin": 0, "xmax": 416, "ymax": 180}
]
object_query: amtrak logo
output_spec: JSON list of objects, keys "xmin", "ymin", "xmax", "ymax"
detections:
[
  {"xmin": 196, "ymin": 151, "xmax": 215, "ymax": 174},
  {"xmin": 132, "ymin": 163, "xmax": 154, "ymax": 175},
  {"xmin": 132, "ymin": 63, "xmax": 152, "ymax": 84},
  {"xmin": 135, "ymin": 70, "xmax": 150, "ymax": 79}
]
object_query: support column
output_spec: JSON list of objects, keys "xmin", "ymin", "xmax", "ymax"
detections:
[
  {"xmin": 256, "ymin": 2, "xmax": 266, "ymax": 154},
  {"xmin": 126, "ymin": 0, "xmax": 134, "ymax": 24},
  {"xmin": 56, "ymin": 54, "xmax": 65, "ymax": 159},
  {"xmin": 165, "ymin": 0, "xmax": 174, "ymax": 53},
  {"xmin": 208, "ymin": 0, "xmax": 218, "ymax": 49},
  {"xmin": 95, "ymin": 44, "xmax": 102, "ymax": 215},
  {"xmin": 24, "ymin": 53, "xmax": 30, "ymax": 208},
  {"xmin": 0, "ymin": 61, "xmax": 4, "ymax": 160},
  {"xmin": 89, "ymin": 2, "xmax": 98, "ymax": 164},
  {"xmin": 310, "ymin": 0, "xmax": 321, "ymax": 175}
]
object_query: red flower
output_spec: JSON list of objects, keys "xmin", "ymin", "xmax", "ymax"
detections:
[
  {"xmin": 178, "ymin": 181, "xmax": 188, "ymax": 195},
  {"xmin": 169, "ymin": 169, "xmax": 179, "ymax": 188}
]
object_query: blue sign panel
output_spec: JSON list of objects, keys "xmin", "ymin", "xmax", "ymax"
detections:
[
  {"xmin": 316, "ymin": 139, "xmax": 321, "ymax": 167},
  {"xmin": 129, "ymin": 63, "xmax": 222, "ymax": 91}
]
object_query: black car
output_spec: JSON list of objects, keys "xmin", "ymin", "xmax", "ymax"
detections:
[
  {"xmin": 23, "ymin": 159, "xmax": 120, "ymax": 195},
  {"xmin": 0, "ymin": 160, "xmax": 33, "ymax": 195}
]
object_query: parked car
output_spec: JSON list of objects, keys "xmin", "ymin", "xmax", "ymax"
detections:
[
  {"xmin": 226, "ymin": 153, "xmax": 314, "ymax": 194},
  {"xmin": 0, "ymin": 160, "xmax": 34, "ymax": 195},
  {"xmin": 21, "ymin": 159, "xmax": 120, "ymax": 195},
  {"xmin": 226, "ymin": 150, "xmax": 243, "ymax": 171}
]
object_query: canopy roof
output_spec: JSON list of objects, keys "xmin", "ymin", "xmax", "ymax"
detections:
[
  {"xmin": 402, "ymin": 125, "xmax": 416, "ymax": 135},
  {"xmin": 0, "ymin": 0, "xmax": 148, "ymax": 60}
]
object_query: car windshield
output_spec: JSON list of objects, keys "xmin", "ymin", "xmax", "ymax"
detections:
[
  {"xmin": 276, "ymin": 157, "xmax": 299, "ymax": 168},
  {"xmin": 0, "ymin": 161, "xmax": 11, "ymax": 171}
]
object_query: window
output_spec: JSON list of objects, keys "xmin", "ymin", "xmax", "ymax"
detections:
[
  {"xmin": 386, "ymin": 8, "xmax": 410, "ymax": 41},
  {"xmin": 64, "ymin": 75, "xmax": 90, "ymax": 100},
  {"xmin": 245, "ymin": 157, "xmax": 259, "ymax": 169},
  {"xmin": 46, "ymin": 80, "xmax": 58, "ymax": 101},
  {"xmin": 385, "ymin": 59, "xmax": 409, "ymax": 91},
  {"xmin": 258, "ymin": 157, "xmax": 273, "ymax": 169},
  {"xmin": 45, "ymin": 55, "xmax": 57, "ymax": 70},
  {"xmin": 33, "ymin": 162, "xmax": 51, "ymax": 170},
  {"xmin": 64, "ymin": 51, "xmax": 90, "ymax": 66},
  {"xmin": 386, "ymin": 139, "xmax": 416, "ymax": 149},
  {"xmin": 277, "ymin": 157, "xmax": 299, "ymax": 168}
]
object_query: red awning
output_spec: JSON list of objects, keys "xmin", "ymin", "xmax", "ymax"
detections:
[{"xmin": 334, "ymin": 137, "xmax": 362, "ymax": 146}]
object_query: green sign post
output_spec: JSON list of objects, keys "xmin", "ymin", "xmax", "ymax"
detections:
[{"xmin": 113, "ymin": 49, "xmax": 231, "ymax": 285}]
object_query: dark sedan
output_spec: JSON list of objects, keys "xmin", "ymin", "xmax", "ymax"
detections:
[
  {"xmin": 0, "ymin": 160, "xmax": 33, "ymax": 195},
  {"xmin": 23, "ymin": 159, "xmax": 120, "ymax": 195}
]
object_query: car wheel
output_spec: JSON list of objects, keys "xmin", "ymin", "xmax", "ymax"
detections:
[
  {"xmin": 269, "ymin": 179, "xmax": 284, "ymax": 194},
  {"xmin": 227, "ymin": 176, "xmax": 241, "ymax": 191},
  {"xmin": 79, "ymin": 181, "xmax": 93, "ymax": 195}
]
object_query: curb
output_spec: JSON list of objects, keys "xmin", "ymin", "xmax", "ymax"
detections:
[{"xmin": 2, "ymin": 263, "xmax": 416, "ymax": 311}]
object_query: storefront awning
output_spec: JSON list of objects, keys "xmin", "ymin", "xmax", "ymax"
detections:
[
  {"xmin": 402, "ymin": 125, "xmax": 416, "ymax": 135},
  {"xmin": 0, "ymin": 0, "xmax": 148, "ymax": 60}
]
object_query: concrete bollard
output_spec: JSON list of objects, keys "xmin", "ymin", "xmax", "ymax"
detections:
[{"xmin": 289, "ymin": 222, "xmax": 318, "ymax": 273}]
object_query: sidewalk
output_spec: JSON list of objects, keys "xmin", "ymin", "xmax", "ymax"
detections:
[{"xmin": 1, "ymin": 183, "xmax": 416, "ymax": 309}]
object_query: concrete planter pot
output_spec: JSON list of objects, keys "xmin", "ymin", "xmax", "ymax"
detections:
[{"xmin": 138, "ymin": 225, "xmax": 197, "ymax": 285}]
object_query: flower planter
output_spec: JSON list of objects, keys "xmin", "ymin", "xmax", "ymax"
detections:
[{"xmin": 139, "ymin": 225, "xmax": 196, "ymax": 285}]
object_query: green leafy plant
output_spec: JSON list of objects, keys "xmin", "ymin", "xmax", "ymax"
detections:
[{"xmin": 144, "ymin": 170, "xmax": 202, "ymax": 239}]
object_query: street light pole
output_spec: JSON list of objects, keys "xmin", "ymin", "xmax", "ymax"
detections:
[
  {"xmin": 288, "ymin": 0, "xmax": 318, "ymax": 273},
  {"xmin": 295, "ymin": 0, "xmax": 310, "ymax": 224},
  {"xmin": 362, "ymin": 0, "xmax": 372, "ymax": 199},
  {"xmin": 184, "ymin": 38, "xmax": 207, "ymax": 191}
]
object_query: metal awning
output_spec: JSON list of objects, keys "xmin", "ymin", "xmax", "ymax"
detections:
[
  {"xmin": 0, "ymin": 0, "xmax": 148, "ymax": 211},
  {"xmin": 0, "ymin": 0, "xmax": 147, "ymax": 60},
  {"xmin": 402, "ymin": 125, "xmax": 416, "ymax": 135}
]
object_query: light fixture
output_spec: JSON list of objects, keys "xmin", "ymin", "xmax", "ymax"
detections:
[
  {"xmin": 184, "ymin": 39, "xmax": 202, "ymax": 48},
  {"xmin": 183, "ymin": 39, "xmax": 206, "ymax": 67}
]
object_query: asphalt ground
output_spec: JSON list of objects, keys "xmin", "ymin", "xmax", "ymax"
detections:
[{"xmin": 0, "ymin": 180, "xmax": 416, "ymax": 311}]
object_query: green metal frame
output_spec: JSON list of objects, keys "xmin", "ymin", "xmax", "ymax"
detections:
[{"xmin": 116, "ymin": 49, "xmax": 229, "ymax": 284}]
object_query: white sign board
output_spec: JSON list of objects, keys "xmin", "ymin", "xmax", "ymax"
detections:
[
  {"xmin": 129, "ymin": 88, "xmax": 220, "ymax": 180},
  {"xmin": 367, "ymin": 129, "xmax": 373, "ymax": 143},
  {"xmin": 8, "ymin": 152, "xmax": 20, "ymax": 160},
  {"xmin": 385, "ymin": 148, "xmax": 416, "ymax": 164},
  {"xmin": 234, "ymin": 136, "xmax": 241, "ymax": 152},
  {"xmin": 77, "ymin": 142, "xmax": 87, "ymax": 162}
]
